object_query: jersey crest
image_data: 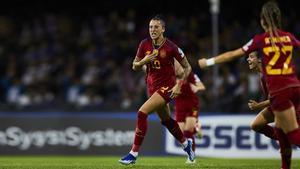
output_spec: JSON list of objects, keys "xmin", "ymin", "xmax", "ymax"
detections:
[{"xmin": 160, "ymin": 49, "xmax": 166, "ymax": 58}]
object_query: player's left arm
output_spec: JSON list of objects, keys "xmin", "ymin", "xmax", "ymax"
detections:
[
  {"xmin": 169, "ymin": 57, "xmax": 191, "ymax": 99},
  {"xmin": 178, "ymin": 57, "xmax": 192, "ymax": 81},
  {"xmin": 174, "ymin": 59, "xmax": 184, "ymax": 78},
  {"xmin": 248, "ymin": 99, "xmax": 270, "ymax": 110}
]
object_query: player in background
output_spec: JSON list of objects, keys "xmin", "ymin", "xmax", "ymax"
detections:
[
  {"xmin": 174, "ymin": 60, "xmax": 205, "ymax": 164},
  {"xmin": 198, "ymin": 1, "xmax": 300, "ymax": 168},
  {"xmin": 119, "ymin": 15, "xmax": 194, "ymax": 165}
]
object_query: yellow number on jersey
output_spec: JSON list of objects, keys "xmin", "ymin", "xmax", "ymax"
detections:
[
  {"xmin": 151, "ymin": 60, "xmax": 161, "ymax": 69},
  {"xmin": 263, "ymin": 45, "xmax": 293, "ymax": 75}
]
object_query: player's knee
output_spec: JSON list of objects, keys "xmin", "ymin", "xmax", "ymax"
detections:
[
  {"xmin": 138, "ymin": 107, "xmax": 150, "ymax": 115},
  {"xmin": 184, "ymin": 125, "xmax": 195, "ymax": 132},
  {"xmin": 250, "ymin": 121, "xmax": 262, "ymax": 132},
  {"xmin": 184, "ymin": 123, "xmax": 195, "ymax": 133}
]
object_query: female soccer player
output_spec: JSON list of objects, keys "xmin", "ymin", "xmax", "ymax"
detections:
[
  {"xmin": 247, "ymin": 51, "xmax": 276, "ymax": 139},
  {"xmin": 198, "ymin": 1, "xmax": 300, "ymax": 168},
  {"xmin": 174, "ymin": 60, "xmax": 205, "ymax": 164},
  {"xmin": 119, "ymin": 15, "xmax": 195, "ymax": 165},
  {"xmin": 247, "ymin": 51, "xmax": 292, "ymax": 169}
]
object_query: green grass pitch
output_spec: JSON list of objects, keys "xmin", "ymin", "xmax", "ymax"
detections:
[{"xmin": 0, "ymin": 156, "xmax": 299, "ymax": 169}]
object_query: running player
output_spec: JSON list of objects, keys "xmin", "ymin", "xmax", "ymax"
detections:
[{"xmin": 119, "ymin": 15, "xmax": 194, "ymax": 165}]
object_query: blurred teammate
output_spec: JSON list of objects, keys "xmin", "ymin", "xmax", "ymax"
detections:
[
  {"xmin": 198, "ymin": 1, "xmax": 300, "ymax": 168},
  {"xmin": 119, "ymin": 15, "xmax": 194, "ymax": 165},
  {"xmin": 174, "ymin": 60, "xmax": 205, "ymax": 164}
]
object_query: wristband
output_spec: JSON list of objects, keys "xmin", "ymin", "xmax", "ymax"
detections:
[{"xmin": 206, "ymin": 58, "xmax": 215, "ymax": 66}]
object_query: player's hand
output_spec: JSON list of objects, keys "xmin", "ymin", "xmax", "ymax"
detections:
[
  {"xmin": 190, "ymin": 83, "xmax": 205, "ymax": 93},
  {"xmin": 140, "ymin": 49, "xmax": 158, "ymax": 65},
  {"xmin": 169, "ymin": 82, "xmax": 181, "ymax": 99},
  {"xmin": 190, "ymin": 83, "xmax": 198, "ymax": 93},
  {"xmin": 248, "ymin": 100, "xmax": 259, "ymax": 110},
  {"xmin": 198, "ymin": 58, "xmax": 207, "ymax": 69}
]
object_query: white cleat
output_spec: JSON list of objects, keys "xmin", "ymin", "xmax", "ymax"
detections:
[
  {"xmin": 183, "ymin": 138, "xmax": 195, "ymax": 162},
  {"xmin": 185, "ymin": 158, "xmax": 196, "ymax": 164}
]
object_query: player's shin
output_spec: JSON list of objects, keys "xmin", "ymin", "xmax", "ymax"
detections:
[
  {"xmin": 286, "ymin": 128, "xmax": 300, "ymax": 146},
  {"xmin": 275, "ymin": 128, "xmax": 292, "ymax": 169},
  {"xmin": 256, "ymin": 125, "xmax": 278, "ymax": 140},
  {"xmin": 131, "ymin": 111, "xmax": 148, "ymax": 154},
  {"xmin": 161, "ymin": 118, "xmax": 186, "ymax": 144}
]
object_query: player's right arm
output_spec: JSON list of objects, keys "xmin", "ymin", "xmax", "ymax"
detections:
[
  {"xmin": 290, "ymin": 33, "xmax": 300, "ymax": 48},
  {"xmin": 132, "ymin": 50, "xmax": 158, "ymax": 71},
  {"xmin": 132, "ymin": 56, "xmax": 143, "ymax": 71},
  {"xmin": 248, "ymin": 99, "xmax": 270, "ymax": 111},
  {"xmin": 198, "ymin": 48, "xmax": 245, "ymax": 69},
  {"xmin": 198, "ymin": 36, "xmax": 261, "ymax": 69}
]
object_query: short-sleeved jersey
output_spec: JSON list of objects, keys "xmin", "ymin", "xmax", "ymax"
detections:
[
  {"xmin": 242, "ymin": 30, "xmax": 300, "ymax": 96},
  {"xmin": 136, "ymin": 38, "xmax": 185, "ymax": 95},
  {"xmin": 175, "ymin": 72, "xmax": 200, "ymax": 113}
]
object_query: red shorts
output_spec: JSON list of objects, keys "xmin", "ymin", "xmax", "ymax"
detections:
[
  {"xmin": 175, "ymin": 108, "xmax": 198, "ymax": 122},
  {"xmin": 174, "ymin": 96, "xmax": 199, "ymax": 122},
  {"xmin": 270, "ymin": 87, "xmax": 300, "ymax": 112},
  {"xmin": 147, "ymin": 85, "xmax": 174, "ymax": 103}
]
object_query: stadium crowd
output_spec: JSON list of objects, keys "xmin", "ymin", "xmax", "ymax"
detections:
[{"xmin": 0, "ymin": 1, "xmax": 300, "ymax": 113}]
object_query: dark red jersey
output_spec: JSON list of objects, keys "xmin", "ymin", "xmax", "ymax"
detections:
[
  {"xmin": 242, "ymin": 30, "xmax": 300, "ymax": 96},
  {"xmin": 177, "ymin": 72, "xmax": 199, "ymax": 98},
  {"xmin": 136, "ymin": 38, "xmax": 185, "ymax": 95}
]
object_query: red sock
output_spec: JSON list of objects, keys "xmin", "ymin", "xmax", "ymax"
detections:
[
  {"xmin": 184, "ymin": 131, "xmax": 195, "ymax": 151},
  {"xmin": 131, "ymin": 111, "xmax": 148, "ymax": 152},
  {"xmin": 257, "ymin": 125, "xmax": 277, "ymax": 140},
  {"xmin": 161, "ymin": 118, "xmax": 186, "ymax": 143},
  {"xmin": 275, "ymin": 128, "xmax": 291, "ymax": 169},
  {"xmin": 287, "ymin": 128, "xmax": 300, "ymax": 146}
]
